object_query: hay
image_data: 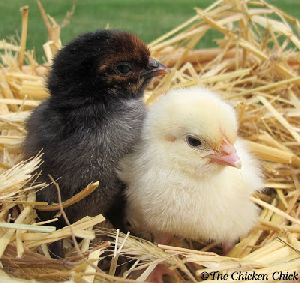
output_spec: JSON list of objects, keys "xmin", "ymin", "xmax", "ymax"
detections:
[{"xmin": 0, "ymin": 0, "xmax": 300, "ymax": 282}]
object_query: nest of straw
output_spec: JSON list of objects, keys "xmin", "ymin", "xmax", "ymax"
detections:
[{"xmin": 0, "ymin": 0, "xmax": 300, "ymax": 282}]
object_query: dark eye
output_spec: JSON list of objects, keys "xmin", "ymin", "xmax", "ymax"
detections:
[
  {"xmin": 186, "ymin": 135, "xmax": 202, "ymax": 148},
  {"xmin": 115, "ymin": 63, "xmax": 132, "ymax": 75}
]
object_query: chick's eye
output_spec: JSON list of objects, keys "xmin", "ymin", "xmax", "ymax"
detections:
[
  {"xmin": 115, "ymin": 63, "xmax": 132, "ymax": 75},
  {"xmin": 186, "ymin": 135, "xmax": 202, "ymax": 148}
]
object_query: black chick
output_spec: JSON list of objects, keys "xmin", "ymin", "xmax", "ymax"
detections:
[{"xmin": 23, "ymin": 30, "xmax": 166, "ymax": 254}]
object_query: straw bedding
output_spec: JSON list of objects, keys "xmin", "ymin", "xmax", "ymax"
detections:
[{"xmin": 0, "ymin": 0, "xmax": 299, "ymax": 282}]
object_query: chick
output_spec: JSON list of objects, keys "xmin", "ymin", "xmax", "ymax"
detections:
[
  {"xmin": 23, "ymin": 30, "xmax": 166, "ymax": 251},
  {"xmin": 119, "ymin": 87, "xmax": 263, "ymax": 253}
]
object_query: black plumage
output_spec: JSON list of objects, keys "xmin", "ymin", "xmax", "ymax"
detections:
[{"xmin": 23, "ymin": 30, "xmax": 166, "ymax": 254}]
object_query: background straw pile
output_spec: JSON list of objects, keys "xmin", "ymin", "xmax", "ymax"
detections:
[{"xmin": 0, "ymin": 0, "xmax": 300, "ymax": 282}]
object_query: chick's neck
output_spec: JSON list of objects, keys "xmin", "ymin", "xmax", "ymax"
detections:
[{"xmin": 49, "ymin": 83, "xmax": 143, "ymax": 110}]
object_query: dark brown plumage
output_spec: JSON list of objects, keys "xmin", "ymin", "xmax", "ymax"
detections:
[{"xmin": 23, "ymin": 30, "xmax": 166, "ymax": 257}]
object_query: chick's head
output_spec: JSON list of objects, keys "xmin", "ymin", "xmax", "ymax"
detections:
[
  {"xmin": 144, "ymin": 87, "xmax": 240, "ymax": 177},
  {"xmin": 48, "ymin": 30, "xmax": 166, "ymax": 101}
]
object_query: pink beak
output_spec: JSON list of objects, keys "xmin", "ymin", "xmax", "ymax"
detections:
[{"xmin": 209, "ymin": 141, "xmax": 241, "ymax": 169}]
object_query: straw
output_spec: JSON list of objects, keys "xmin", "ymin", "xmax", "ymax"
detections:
[{"xmin": 0, "ymin": 0, "xmax": 300, "ymax": 282}]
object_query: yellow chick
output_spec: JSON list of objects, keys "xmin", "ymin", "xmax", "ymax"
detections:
[{"xmin": 118, "ymin": 87, "xmax": 263, "ymax": 253}]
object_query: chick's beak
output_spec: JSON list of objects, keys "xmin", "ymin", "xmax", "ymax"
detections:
[
  {"xmin": 143, "ymin": 58, "xmax": 168, "ymax": 78},
  {"xmin": 209, "ymin": 141, "xmax": 241, "ymax": 169}
]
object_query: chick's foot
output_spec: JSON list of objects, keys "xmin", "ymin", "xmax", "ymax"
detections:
[
  {"xmin": 222, "ymin": 241, "xmax": 235, "ymax": 255},
  {"xmin": 146, "ymin": 264, "xmax": 176, "ymax": 283},
  {"xmin": 153, "ymin": 232, "xmax": 174, "ymax": 245}
]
